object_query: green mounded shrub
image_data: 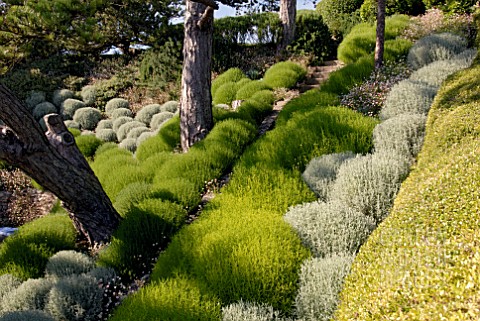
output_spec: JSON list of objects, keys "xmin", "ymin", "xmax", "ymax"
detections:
[
  {"xmin": 383, "ymin": 38, "xmax": 413, "ymax": 62},
  {"xmin": 72, "ymin": 107, "xmax": 102, "ymax": 130},
  {"xmin": 222, "ymin": 300, "xmax": 288, "ymax": 321},
  {"xmin": 64, "ymin": 120, "xmax": 80, "ymax": 130},
  {"xmin": 105, "ymin": 98, "xmax": 130, "ymax": 117},
  {"xmin": 80, "ymin": 85, "xmax": 97, "ymax": 106},
  {"xmin": 150, "ymin": 112, "xmax": 174, "ymax": 131},
  {"xmin": 316, "ymin": 0, "xmax": 363, "ymax": 36},
  {"xmin": 0, "ymin": 274, "xmax": 22, "ymax": 304},
  {"xmin": 380, "ymin": 79, "xmax": 437, "ymax": 121},
  {"xmin": 320, "ymin": 56, "xmax": 374, "ymax": 95},
  {"xmin": 0, "ymin": 214, "xmax": 76, "ymax": 280},
  {"xmin": 135, "ymin": 116, "xmax": 180, "ymax": 161},
  {"xmin": 151, "ymin": 178, "xmax": 201, "ymax": 211},
  {"xmin": 360, "ymin": 0, "xmax": 425, "ymax": 22},
  {"xmin": 94, "ymin": 142, "xmax": 118, "ymax": 157},
  {"xmin": 45, "ymin": 274, "xmax": 103, "ymax": 321},
  {"xmin": 0, "ymin": 278, "xmax": 55, "ymax": 313},
  {"xmin": 373, "ymin": 113, "xmax": 427, "ymax": 160},
  {"xmin": 117, "ymin": 120, "xmax": 146, "ymax": 141},
  {"xmin": 250, "ymin": 90, "xmax": 276, "ymax": 106},
  {"xmin": 136, "ymin": 131, "xmax": 155, "ymax": 147},
  {"xmin": 295, "ymin": 255, "xmax": 354, "ymax": 321},
  {"xmin": 234, "ymin": 78, "xmax": 252, "ymax": 91},
  {"xmin": 112, "ymin": 116, "xmax": 134, "ymax": 132},
  {"xmin": 97, "ymin": 199, "xmax": 187, "ymax": 279},
  {"xmin": 126, "ymin": 127, "xmax": 150, "ymax": 140},
  {"xmin": 52, "ymin": 89, "xmax": 74, "ymax": 108},
  {"xmin": 118, "ymin": 138, "xmax": 138, "ymax": 153},
  {"xmin": 139, "ymin": 152, "xmax": 171, "ymax": 180},
  {"xmin": 95, "ymin": 128, "xmax": 117, "ymax": 142},
  {"xmin": 284, "ymin": 200, "xmax": 375, "ymax": 258},
  {"xmin": 60, "ymin": 98, "xmax": 86, "ymax": 120},
  {"xmin": 329, "ymin": 152, "xmax": 410, "ymax": 224},
  {"xmin": 237, "ymin": 99, "xmax": 272, "ymax": 125},
  {"xmin": 263, "ymin": 61, "xmax": 307, "ymax": 89},
  {"xmin": 213, "ymin": 82, "xmax": 238, "ymax": 106},
  {"xmin": 235, "ymin": 81, "xmax": 272, "ymax": 101},
  {"xmin": 96, "ymin": 119, "xmax": 113, "ymax": 130},
  {"xmin": 135, "ymin": 104, "xmax": 162, "ymax": 126},
  {"xmin": 25, "ymin": 91, "xmax": 46, "ymax": 111},
  {"xmin": 110, "ymin": 108, "xmax": 134, "ymax": 119},
  {"xmin": 32, "ymin": 102, "xmax": 57, "ymax": 121},
  {"xmin": 96, "ymin": 163, "xmax": 147, "ymax": 202},
  {"xmin": 108, "ymin": 277, "xmax": 221, "ymax": 321},
  {"xmin": 44, "ymin": 251, "xmax": 95, "ymax": 279},
  {"xmin": 68, "ymin": 128, "xmax": 81, "ymax": 137},
  {"xmin": 160, "ymin": 101, "xmax": 179, "ymax": 113},
  {"xmin": 0, "ymin": 310, "xmax": 55, "ymax": 321},
  {"xmin": 75, "ymin": 134, "xmax": 103, "ymax": 158},
  {"xmin": 407, "ymin": 32, "xmax": 468, "ymax": 69},
  {"xmin": 301, "ymin": 151, "xmax": 356, "ymax": 200},
  {"xmin": 212, "ymin": 68, "xmax": 247, "ymax": 96},
  {"xmin": 113, "ymin": 182, "xmax": 154, "ymax": 217}
]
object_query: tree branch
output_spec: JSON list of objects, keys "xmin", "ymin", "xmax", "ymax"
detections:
[
  {"xmin": 189, "ymin": 0, "xmax": 219, "ymax": 10},
  {"xmin": 198, "ymin": 6, "xmax": 214, "ymax": 30}
]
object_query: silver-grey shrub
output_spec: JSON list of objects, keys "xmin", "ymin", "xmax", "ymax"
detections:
[
  {"xmin": 284, "ymin": 200, "xmax": 375, "ymax": 258},
  {"xmin": 96, "ymin": 129, "xmax": 117, "ymax": 142},
  {"xmin": 110, "ymin": 108, "xmax": 133, "ymax": 119},
  {"xmin": 64, "ymin": 120, "xmax": 81, "ymax": 129},
  {"xmin": 112, "ymin": 116, "xmax": 134, "ymax": 132},
  {"xmin": 150, "ymin": 111, "xmax": 174, "ymax": 131},
  {"xmin": 86, "ymin": 267, "xmax": 117, "ymax": 284},
  {"xmin": 135, "ymin": 104, "xmax": 162, "ymax": 126},
  {"xmin": 81, "ymin": 85, "xmax": 97, "ymax": 106},
  {"xmin": 373, "ymin": 113, "xmax": 427, "ymax": 160},
  {"xmin": 295, "ymin": 255, "xmax": 354, "ymax": 321},
  {"xmin": 302, "ymin": 152, "xmax": 356, "ymax": 201},
  {"xmin": 96, "ymin": 119, "xmax": 113, "ymax": 130},
  {"xmin": 45, "ymin": 250, "xmax": 95, "ymax": 279},
  {"xmin": 329, "ymin": 152, "xmax": 410, "ymax": 224},
  {"xmin": 52, "ymin": 89, "xmax": 74, "ymax": 108},
  {"xmin": 0, "ymin": 278, "xmax": 54, "ymax": 314},
  {"xmin": 60, "ymin": 99, "xmax": 86, "ymax": 120},
  {"xmin": 118, "ymin": 138, "xmax": 137, "ymax": 153},
  {"xmin": 0, "ymin": 274, "xmax": 22, "ymax": 304},
  {"xmin": 117, "ymin": 120, "xmax": 145, "ymax": 141},
  {"xmin": 127, "ymin": 126, "xmax": 150, "ymax": 140},
  {"xmin": 0, "ymin": 310, "xmax": 55, "ymax": 321},
  {"xmin": 73, "ymin": 107, "xmax": 102, "ymax": 130},
  {"xmin": 105, "ymin": 98, "xmax": 130, "ymax": 117},
  {"xmin": 160, "ymin": 100, "xmax": 179, "ymax": 113},
  {"xmin": 25, "ymin": 91, "xmax": 46, "ymax": 110},
  {"xmin": 407, "ymin": 32, "xmax": 467, "ymax": 70},
  {"xmin": 136, "ymin": 131, "xmax": 155, "ymax": 147},
  {"xmin": 222, "ymin": 300, "xmax": 290, "ymax": 321},
  {"xmin": 33, "ymin": 102, "xmax": 57, "ymax": 121},
  {"xmin": 45, "ymin": 274, "xmax": 103, "ymax": 321},
  {"xmin": 380, "ymin": 79, "xmax": 437, "ymax": 121}
]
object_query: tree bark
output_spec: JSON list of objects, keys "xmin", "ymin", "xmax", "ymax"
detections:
[
  {"xmin": 278, "ymin": 0, "xmax": 296, "ymax": 54},
  {"xmin": 0, "ymin": 85, "xmax": 121, "ymax": 246},
  {"xmin": 180, "ymin": 0, "xmax": 215, "ymax": 152},
  {"xmin": 374, "ymin": 0, "xmax": 386, "ymax": 69}
]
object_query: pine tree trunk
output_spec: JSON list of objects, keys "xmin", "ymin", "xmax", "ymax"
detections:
[
  {"xmin": 0, "ymin": 85, "xmax": 121, "ymax": 246},
  {"xmin": 278, "ymin": 0, "xmax": 297, "ymax": 54},
  {"xmin": 180, "ymin": 0, "xmax": 214, "ymax": 152},
  {"xmin": 375, "ymin": 0, "xmax": 386, "ymax": 69}
]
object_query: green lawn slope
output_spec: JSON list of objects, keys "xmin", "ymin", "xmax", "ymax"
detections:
[{"xmin": 335, "ymin": 52, "xmax": 480, "ymax": 320}]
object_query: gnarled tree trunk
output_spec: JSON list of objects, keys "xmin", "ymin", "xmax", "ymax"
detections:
[
  {"xmin": 278, "ymin": 0, "xmax": 296, "ymax": 54},
  {"xmin": 180, "ymin": 0, "xmax": 216, "ymax": 152},
  {"xmin": 375, "ymin": 0, "xmax": 386, "ymax": 69},
  {"xmin": 0, "ymin": 85, "xmax": 121, "ymax": 246}
]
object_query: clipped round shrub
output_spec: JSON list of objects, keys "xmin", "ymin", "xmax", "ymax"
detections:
[
  {"xmin": 284, "ymin": 200, "xmax": 375, "ymax": 257},
  {"xmin": 117, "ymin": 120, "xmax": 145, "ymax": 141},
  {"xmin": 52, "ymin": 89, "xmax": 74, "ymax": 107},
  {"xmin": 222, "ymin": 300, "xmax": 286, "ymax": 321},
  {"xmin": 94, "ymin": 142, "xmax": 118, "ymax": 157},
  {"xmin": 32, "ymin": 102, "xmax": 57, "ymax": 121},
  {"xmin": 126, "ymin": 126, "xmax": 150, "ymax": 140},
  {"xmin": 110, "ymin": 108, "xmax": 133, "ymax": 119},
  {"xmin": 135, "ymin": 104, "xmax": 162, "ymax": 126},
  {"xmin": 250, "ymin": 90, "xmax": 276, "ymax": 106},
  {"xmin": 118, "ymin": 138, "xmax": 137, "ymax": 153},
  {"xmin": 105, "ymin": 98, "xmax": 130, "ymax": 117},
  {"xmin": 380, "ymin": 79, "xmax": 437, "ymax": 121},
  {"xmin": 136, "ymin": 131, "xmax": 155, "ymax": 147},
  {"xmin": 150, "ymin": 112, "xmax": 174, "ymax": 131},
  {"xmin": 213, "ymin": 82, "xmax": 238, "ymax": 106},
  {"xmin": 0, "ymin": 274, "xmax": 22, "ymax": 303},
  {"xmin": 96, "ymin": 119, "xmax": 113, "ymax": 130},
  {"xmin": 330, "ymin": 152, "xmax": 410, "ymax": 224},
  {"xmin": 45, "ymin": 274, "xmax": 103, "ymax": 321},
  {"xmin": 75, "ymin": 134, "xmax": 103, "ymax": 158},
  {"xmin": 160, "ymin": 101, "xmax": 179, "ymax": 113},
  {"xmin": 112, "ymin": 116, "xmax": 134, "ymax": 132},
  {"xmin": 407, "ymin": 32, "xmax": 467, "ymax": 69},
  {"xmin": 68, "ymin": 128, "xmax": 81, "ymax": 137},
  {"xmin": 0, "ymin": 278, "xmax": 54, "ymax": 313},
  {"xmin": 60, "ymin": 99, "xmax": 86, "ymax": 120},
  {"xmin": 0, "ymin": 310, "xmax": 56, "ymax": 321},
  {"xmin": 302, "ymin": 151, "xmax": 357, "ymax": 201},
  {"xmin": 264, "ymin": 61, "xmax": 306, "ymax": 79},
  {"xmin": 72, "ymin": 107, "xmax": 102, "ymax": 130},
  {"xmin": 86, "ymin": 266, "xmax": 117, "ymax": 284},
  {"xmin": 95, "ymin": 128, "xmax": 117, "ymax": 142},
  {"xmin": 263, "ymin": 69, "xmax": 299, "ymax": 89},
  {"xmin": 45, "ymin": 250, "xmax": 95, "ymax": 279},
  {"xmin": 63, "ymin": 120, "xmax": 81, "ymax": 129},
  {"xmin": 373, "ymin": 113, "xmax": 427, "ymax": 160},
  {"xmin": 236, "ymin": 81, "xmax": 272, "ymax": 100},
  {"xmin": 80, "ymin": 85, "xmax": 97, "ymax": 106},
  {"xmin": 234, "ymin": 78, "xmax": 252, "ymax": 91},
  {"xmin": 295, "ymin": 255, "xmax": 354, "ymax": 321},
  {"xmin": 212, "ymin": 68, "xmax": 246, "ymax": 95},
  {"xmin": 25, "ymin": 91, "xmax": 46, "ymax": 111},
  {"xmin": 113, "ymin": 182, "xmax": 154, "ymax": 216}
]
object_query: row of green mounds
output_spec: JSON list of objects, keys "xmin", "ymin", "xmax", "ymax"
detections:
[
  {"xmin": 0, "ymin": 205, "xmax": 76, "ymax": 280},
  {"xmin": 335, "ymin": 50, "xmax": 480, "ymax": 320},
  {"xmin": 107, "ymin": 73, "xmax": 379, "ymax": 319}
]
